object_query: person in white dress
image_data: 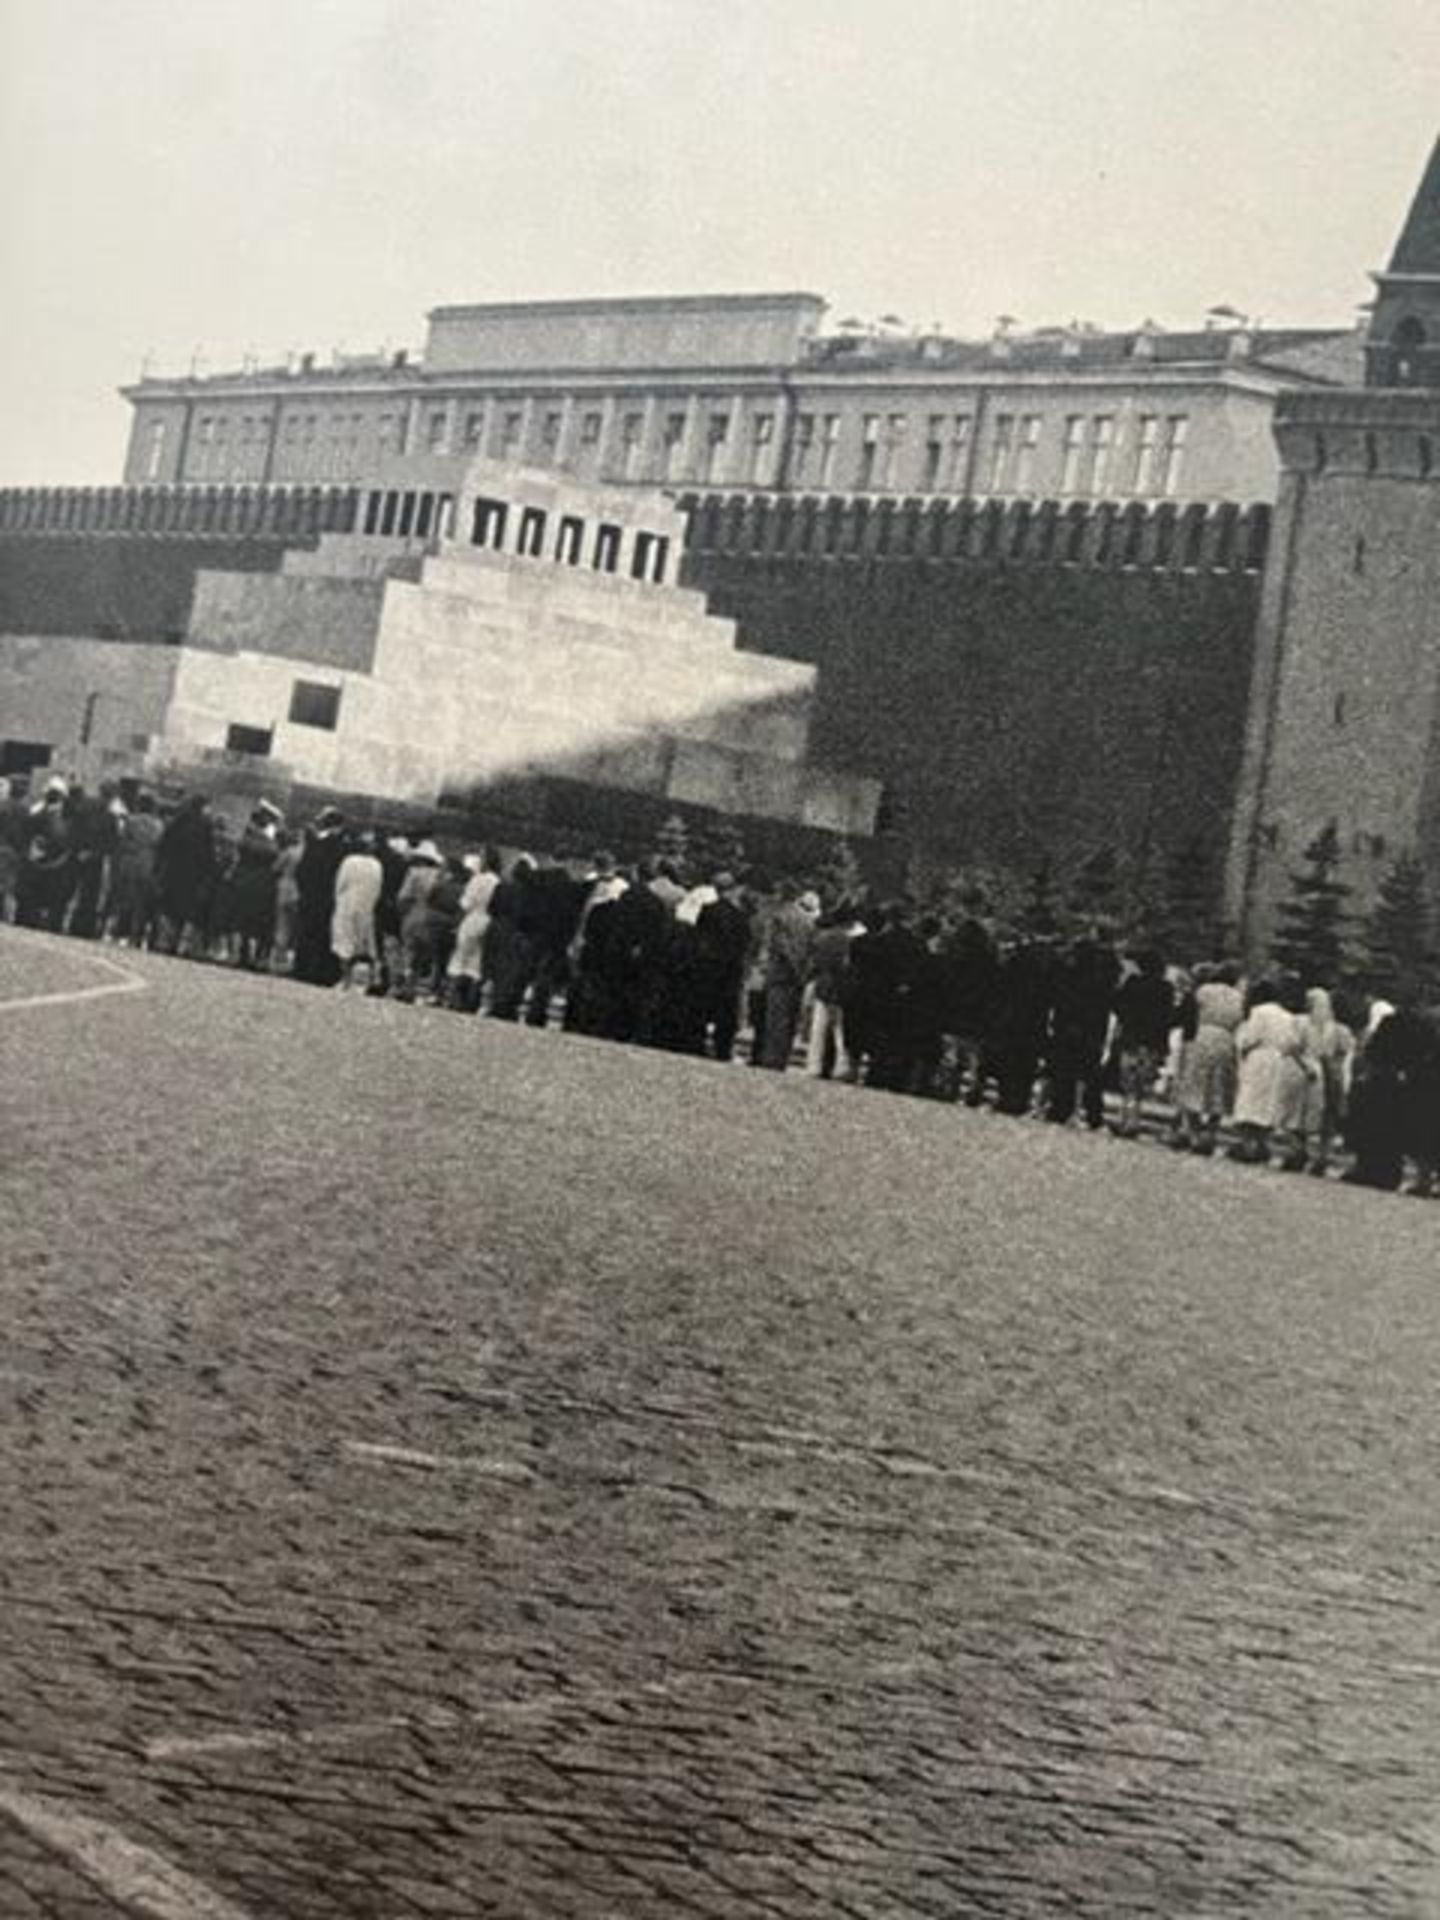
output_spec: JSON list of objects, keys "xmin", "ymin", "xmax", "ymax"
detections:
[
  {"xmin": 1171, "ymin": 963, "xmax": 1245, "ymax": 1154},
  {"xmin": 1230, "ymin": 979, "xmax": 1311, "ymax": 1165},
  {"xmin": 445, "ymin": 851, "xmax": 502, "ymax": 1012},
  {"xmin": 1296, "ymin": 985, "xmax": 1357, "ymax": 1174},
  {"xmin": 331, "ymin": 830, "xmax": 384, "ymax": 989}
]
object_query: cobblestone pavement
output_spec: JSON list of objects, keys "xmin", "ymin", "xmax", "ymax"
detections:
[{"xmin": 3, "ymin": 929, "xmax": 1439, "ymax": 1918}]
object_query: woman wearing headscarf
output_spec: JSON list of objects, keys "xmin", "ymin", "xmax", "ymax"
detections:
[{"xmin": 1297, "ymin": 986, "xmax": 1356, "ymax": 1175}]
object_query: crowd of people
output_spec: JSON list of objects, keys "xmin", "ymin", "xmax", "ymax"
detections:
[{"xmin": 4, "ymin": 773, "xmax": 1439, "ymax": 1198}]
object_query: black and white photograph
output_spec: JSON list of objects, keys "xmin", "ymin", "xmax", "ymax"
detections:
[{"xmin": 1, "ymin": 2, "xmax": 1438, "ymax": 1913}]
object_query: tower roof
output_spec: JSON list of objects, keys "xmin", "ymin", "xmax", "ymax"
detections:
[{"xmin": 1386, "ymin": 136, "xmax": 1440, "ymax": 277}]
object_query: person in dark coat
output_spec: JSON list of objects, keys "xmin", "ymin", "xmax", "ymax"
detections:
[
  {"xmin": 805, "ymin": 905, "xmax": 860, "ymax": 1079},
  {"xmin": 642, "ymin": 863, "xmax": 693, "ymax": 1051},
  {"xmin": 1046, "ymin": 926, "xmax": 1122, "ymax": 1128},
  {"xmin": 486, "ymin": 856, "xmax": 539, "ymax": 1019},
  {"xmin": 844, "ymin": 906, "xmax": 891, "ymax": 1084},
  {"xmin": 605, "ymin": 862, "xmax": 672, "ymax": 1044},
  {"xmin": 373, "ymin": 832, "xmax": 412, "ymax": 993},
  {"xmin": 565, "ymin": 886, "xmax": 624, "ymax": 1037},
  {"xmin": 1403, "ymin": 1007, "xmax": 1440, "ymax": 1196},
  {"xmin": 520, "ymin": 858, "xmax": 586, "ymax": 1028},
  {"xmin": 228, "ymin": 806, "xmax": 282, "ymax": 969},
  {"xmin": 859, "ymin": 902, "xmax": 929, "ymax": 1092},
  {"xmin": 154, "ymin": 794, "xmax": 216, "ymax": 954},
  {"xmin": 692, "ymin": 873, "xmax": 750, "ymax": 1061},
  {"xmin": 937, "ymin": 912, "xmax": 999, "ymax": 1104},
  {"xmin": 986, "ymin": 936, "xmax": 1056, "ymax": 1115},
  {"xmin": 759, "ymin": 881, "xmax": 818, "ymax": 1070},
  {"xmin": 292, "ymin": 808, "xmax": 348, "ymax": 985},
  {"xmin": 1346, "ymin": 1004, "xmax": 1438, "ymax": 1191},
  {"xmin": 1111, "ymin": 949, "xmax": 1176, "ymax": 1137},
  {"xmin": 0, "ymin": 778, "xmax": 31, "ymax": 923},
  {"xmin": 905, "ymin": 916, "xmax": 952, "ymax": 1096},
  {"xmin": 62, "ymin": 782, "xmax": 120, "ymax": 938}
]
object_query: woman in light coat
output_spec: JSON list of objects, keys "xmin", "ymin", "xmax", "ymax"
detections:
[
  {"xmin": 1296, "ymin": 986, "xmax": 1356, "ymax": 1174},
  {"xmin": 1230, "ymin": 978, "xmax": 1310, "ymax": 1165},
  {"xmin": 445, "ymin": 851, "xmax": 502, "ymax": 1012},
  {"xmin": 1172, "ymin": 962, "xmax": 1245, "ymax": 1154}
]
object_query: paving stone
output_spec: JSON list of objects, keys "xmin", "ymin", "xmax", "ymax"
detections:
[{"xmin": 2, "ymin": 932, "xmax": 1439, "ymax": 1916}]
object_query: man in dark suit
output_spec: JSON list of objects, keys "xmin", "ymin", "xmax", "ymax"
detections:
[
  {"xmin": 1046, "ymin": 925, "xmax": 1121, "ymax": 1128},
  {"xmin": 693, "ymin": 873, "xmax": 750, "ymax": 1062}
]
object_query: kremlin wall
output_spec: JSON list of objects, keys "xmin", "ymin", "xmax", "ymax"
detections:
[{"xmin": 1, "ymin": 139, "xmax": 1438, "ymax": 961}]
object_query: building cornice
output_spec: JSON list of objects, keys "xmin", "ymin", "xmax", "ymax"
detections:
[
  {"xmin": 123, "ymin": 358, "xmax": 1309, "ymax": 408},
  {"xmin": 427, "ymin": 292, "xmax": 825, "ymax": 322}
]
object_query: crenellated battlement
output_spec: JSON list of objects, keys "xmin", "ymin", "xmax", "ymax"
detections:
[
  {"xmin": 676, "ymin": 490, "xmax": 1271, "ymax": 575},
  {"xmin": 0, "ymin": 482, "xmax": 1273, "ymax": 577},
  {"xmin": 0, "ymin": 484, "xmax": 363, "ymax": 540}
]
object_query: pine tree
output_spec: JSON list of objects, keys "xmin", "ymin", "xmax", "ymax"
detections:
[
  {"xmin": 1270, "ymin": 822, "xmax": 1353, "ymax": 984},
  {"xmin": 1018, "ymin": 854, "xmax": 1060, "ymax": 938},
  {"xmin": 1155, "ymin": 835, "xmax": 1220, "ymax": 964},
  {"xmin": 1361, "ymin": 851, "xmax": 1440, "ymax": 1006},
  {"xmin": 1120, "ymin": 842, "xmax": 1166, "ymax": 949}
]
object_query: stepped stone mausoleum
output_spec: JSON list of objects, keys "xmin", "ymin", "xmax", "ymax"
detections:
[{"xmin": 0, "ymin": 458, "xmax": 880, "ymax": 838}]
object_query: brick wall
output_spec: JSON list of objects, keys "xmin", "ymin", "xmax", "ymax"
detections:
[{"xmin": 681, "ymin": 493, "xmax": 1267, "ymax": 905}]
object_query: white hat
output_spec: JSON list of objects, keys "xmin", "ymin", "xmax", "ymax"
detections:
[{"xmin": 411, "ymin": 839, "xmax": 443, "ymax": 865}]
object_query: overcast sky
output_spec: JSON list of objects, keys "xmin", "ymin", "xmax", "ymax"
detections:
[{"xmin": 1, "ymin": 0, "xmax": 1436, "ymax": 485}]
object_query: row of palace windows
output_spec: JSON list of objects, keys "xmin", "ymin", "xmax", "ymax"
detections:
[
  {"xmin": 441, "ymin": 403, "xmax": 1188, "ymax": 496},
  {"xmin": 155, "ymin": 398, "xmax": 1191, "ymax": 497}
]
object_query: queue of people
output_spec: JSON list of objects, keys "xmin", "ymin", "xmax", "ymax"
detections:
[{"xmin": 4, "ymin": 775, "xmax": 1438, "ymax": 1197}]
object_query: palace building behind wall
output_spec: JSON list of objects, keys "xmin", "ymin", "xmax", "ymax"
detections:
[{"xmin": 121, "ymin": 292, "xmax": 1359, "ymax": 508}]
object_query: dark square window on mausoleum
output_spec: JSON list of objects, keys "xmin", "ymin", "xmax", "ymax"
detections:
[
  {"xmin": 1, "ymin": 739, "xmax": 53, "ymax": 776},
  {"xmin": 288, "ymin": 680, "xmax": 342, "ymax": 730},
  {"xmin": 225, "ymin": 723, "xmax": 273, "ymax": 758}
]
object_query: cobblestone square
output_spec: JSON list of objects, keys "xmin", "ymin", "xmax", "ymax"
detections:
[{"xmin": 2, "ymin": 931, "xmax": 1438, "ymax": 1917}]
